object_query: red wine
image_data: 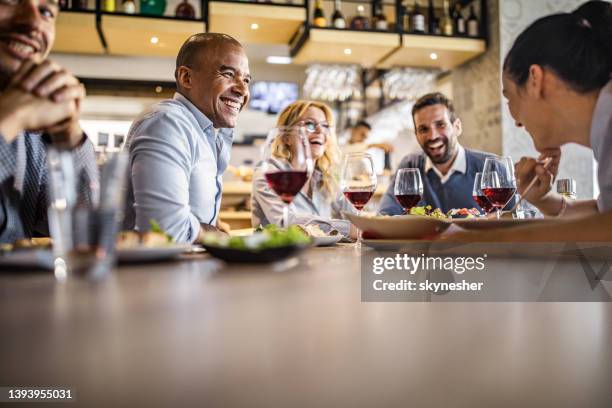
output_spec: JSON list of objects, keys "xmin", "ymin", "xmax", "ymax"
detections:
[
  {"xmin": 395, "ymin": 194, "xmax": 421, "ymax": 211},
  {"xmin": 344, "ymin": 190, "xmax": 374, "ymax": 211},
  {"xmin": 473, "ymin": 195, "xmax": 494, "ymax": 213},
  {"xmin": 483, "ymin": 187, "xmax": 516, "ymax": 208},
  {"xmin": 265, "ymin": 171, "xmax": 308, "ymax": 204}
]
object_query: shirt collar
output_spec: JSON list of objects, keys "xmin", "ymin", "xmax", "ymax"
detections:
[
  {"xmin": 173, "ymin": 92, "xmax": 234, "ymax": 150},
  {"xmin": 424, "ymin": 143, "xmax": 466, "ymax": 183},
  {"xmin": 590, "ymin": 80, "xmax": 612, "ymax": 155}
]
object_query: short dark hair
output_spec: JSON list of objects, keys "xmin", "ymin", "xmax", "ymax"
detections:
[
  {"xmin": 174, "ymin": 33, "xmax": 243, "ymax": 82},
  {"xmin": 354, "ymin": 120, "xmax": 371, "ymax": 130},
  {"xmin": 504, "ymin": 1, "xmax": 612, "ymax": 93},
  {"xmin": 411, "ymin": 92, "xmax": 457, "ymax": 125}
]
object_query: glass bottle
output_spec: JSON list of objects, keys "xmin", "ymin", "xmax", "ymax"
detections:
[
  {"xmin": 374, "ymin": 2, "xmax": 388, "ymax": 31},
  {"xmin": 410, "ymin": 0, "xmax": 425, "ymax": 33},
  {"xmin": 313, "ymin": 0, "xmax": 327, "ymax": 28},
  {"xmin": 467, "ymin": 4, "xmax": 479, "ymax": 37},
  {"xmin": 350, "ymin": 5, "xmax": 369, "ymax": 30},
  {"xmin": 121, "ymin": 0, "xmax": 136, "ymax": 13},
  {"xmin": 427, "ymin": 0, "xmax": 435, "ymax": 34},
  {"xmin": 175, "ymin": 0, "xmax": 195, "ymax": 18},
  {"xmin": 332, "ymin": 0, "xmax": 346, "ymax": 29},
  {"xmin": 441, "ymin": 0, "xmax": 453, "ymax": 36},
  {"xmin": 140, "ymin": 0, "xmax": 167, "ymax": 16},
  {"xmin": 453, "ymin": 3, "xmax": 466, "ymax": 35}
]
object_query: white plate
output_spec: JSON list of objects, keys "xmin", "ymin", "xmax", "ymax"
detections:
[
  {"xmin": 453, "ymin": 218, "xmax": 555, "ymax": 230},
  {"xmin": 345, "ymin": 213, "xmax": 451, "ymax": 240},
  {"xmin": 311, "ymin": 235, "xmax": 343, "ymax": 247},
  {"xmin": 116, "ymin": 244, "xmax": 193, "ymax": 263}
]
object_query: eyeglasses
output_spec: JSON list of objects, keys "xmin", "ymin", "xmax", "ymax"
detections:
[{"xmin": 298, "ymin": 120, "xmax": 331, "ymax": 134}]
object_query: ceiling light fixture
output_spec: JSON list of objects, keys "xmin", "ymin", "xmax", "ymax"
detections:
[
  {"xmin": 344, "ymin": 48, "xmax": 352, "ymax": 55},
  {"xmin": 150, "ymin": 36, "xmax": 159, "ymax": 44},
  {"xmin": 251, "ymin": 23, "xmax": 259, "ymax": 30},
  {"xmin": 266, "ymin": 56, "xmax": 292, "ymax": 65},
  {"xmin": 429, "ymin": 52, "xmax": 438, "ymax": 60}
]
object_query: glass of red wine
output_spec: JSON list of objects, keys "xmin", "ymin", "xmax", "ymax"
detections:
[
  {"xmin": 394, "ymin": 168, "xmax": 423, "ymax": 214},
  {"xmin": 480, "ymin": 157, "xmax": 517, "ymax": 219},
  {"xmin": 472, "ymin": 172, "xmax": 495, "ymax": 215},
  {"xmin": 261, "ymin": 126, "xmax": 313, "ymax": 227},
  {"xmin": 341, "ymin": 153, "xmax": 377, "ymax": 249}
]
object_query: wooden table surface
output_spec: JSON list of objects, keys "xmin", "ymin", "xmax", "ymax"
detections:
[{"xmin": 1, "ymin": 245, "xmax": 611, "ymax": 407}]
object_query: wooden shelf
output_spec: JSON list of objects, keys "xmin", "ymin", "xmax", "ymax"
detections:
[
  {"xmin": 219, "ymin": 211, "xmax": 251, "ymax": 220},
  {"xmin": 53, "ymin": 11, "xmax": 105, "ymax": 54},
  {"xmin": 102, "ymin": 14, "xmax": 205, "ymax": 57},
  {"xmin": 291, "ymin": 27, "xmax": 400, "ymax": 68},
  {"xmin": 222, "ymin": 181, "xmax": 252, "ymax": 195},
  {"xmin": 208, "ymin": 2, "xmax": 305, "ymax": 45},
  {"xmin": 378, "ymin": 34, "xmax": 486, "ymax": 70}
]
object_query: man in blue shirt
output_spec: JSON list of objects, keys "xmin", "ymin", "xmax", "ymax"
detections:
[
  {"xmin": 124, "ymin": 33, "xmax": 250, "ymax": 243},
  {"xmin": 379, "ymin": 92, "xmax": 496, "ymax": 215}
]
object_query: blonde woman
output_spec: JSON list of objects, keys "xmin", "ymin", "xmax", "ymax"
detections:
[{"xmin": 251, "ymin": 100, "xmax": 358, "ymax": 239}]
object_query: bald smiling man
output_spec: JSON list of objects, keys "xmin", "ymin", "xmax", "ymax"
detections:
[{"xmin": 123, "ymin": 33, "xmax": 251, "ymax": 243}]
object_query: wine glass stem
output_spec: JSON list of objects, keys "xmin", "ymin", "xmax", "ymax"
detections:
[
  {"xmin": 496, "ymin": 208, "xmax": 501, "ymax": 220},
  {"xmin": 356, "ymin": 209, "xmax": 362, "ymax": 251},
  {"xmin": 283, "ymin": 205, "xmax": 289, "ymax": 228}
]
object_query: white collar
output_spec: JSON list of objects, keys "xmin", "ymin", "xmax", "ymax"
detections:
[{"xmin": 424, "ymin": 144, "xmax": 466, "ymax": 184}]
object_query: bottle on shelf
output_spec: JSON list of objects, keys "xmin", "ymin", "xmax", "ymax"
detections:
[
  {"xmin": 59, "ymin": 0, "xmax": 69, "ymax": 10},
  {"xmin": 331, "ymin": 0, "xmax": 346, "ymax": 29},
  {"xmin": 441, "ymin": 0, "xmax": 453, "ymax": 36},
  {"xmin": 122, "ymin": 0, "xmax": 136, "ymax": 13},
  {"xmin": 410, "ymin": 0, "xmax": 426, "ymax": 33},
  {"xmin": 452, "ymin": 2, "xmax": 466, "ymax": 36},
  {"xmin": 402, "ymin": 0, "xmax": 411, "ymax": 32},
  {"xmin": 374, "ymin": 2, "xmax": 388, "ymax": 31},
  {"xmin": 432, "ymin": 17, "xmax": 441, "ymax": 35},
  {"xmin": 140, "ymin": 0, "xmax": 167, "ymax": 16},
  {"xmin": 104, "ymin": 0, "xmax": 116, "ymax": 12},
  {"xmin": 427, "ymin": 0, "xmax": 435, "ymax": 34},
  {"xmin": 175, "ymin": 0, "xmax": 195, "ymax": 18},
  {"xmin": 313, "ymin": 0, "xmax": 327, "ymax": 28},
  {"xmin": 467, "ymin": 4, "xmax": 479, "ymax": 37},
  {"xmin": 350, "ymin": 5, "xmax": 370, "ymax": 30},
  {"xmin": 71, "ymin": 0, "xmax": 88, "ymax": 10}
]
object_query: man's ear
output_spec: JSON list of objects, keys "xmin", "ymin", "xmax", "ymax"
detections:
[
  {"xmin": 453, "ymin": 117, "xmax": 462, "ymax": 137},
  {"xmin": 527, "ymin": 64, "xmax": 544, "ymax": 99},
  {"xmin": 176, "ymin": 66, "xmax": 192, "ymax": 91}
]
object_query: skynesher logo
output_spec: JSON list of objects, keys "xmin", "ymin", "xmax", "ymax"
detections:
[{"xmin": 372, "ymin": 254, "xmax": 488, "ymax": 275}]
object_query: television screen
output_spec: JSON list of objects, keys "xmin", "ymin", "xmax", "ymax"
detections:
[{"xmin": 249, "ymin": 81, "xmax": 299, "ymax": 114}]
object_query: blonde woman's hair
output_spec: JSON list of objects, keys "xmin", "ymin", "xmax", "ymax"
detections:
[{"xmin": 273, "ymin": 100, "xmax": 340, "ymax": 198}]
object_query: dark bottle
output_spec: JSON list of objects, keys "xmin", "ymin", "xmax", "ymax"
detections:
[
  {"xmin": 59, "ymin": 0, "xmax": 69, "ymax": 10},
  {"xmin": 332, "ymin": 0, "xmax": 346, "ymax": 29},
  {"xmin": 374, "ymin": 2, "xmax": 388, "ymax": 31},
  {"xmin": 350, "ymin": 5, "xmax": 370, "ymax": 30},
  {"xmin": 427, "ymin": 0, "xmax": 435, "ymax": 34},
  {"xmin": 410, "ymin": 0, "xmax": 425, "ymax": 33},
  {"xmin": 175, "ymin": 0, "xmax": 195, "ymax": 18},
  {"xmin": 71, "ymin": 0, "xmax": 88, "ymax": 10},
  {"xmin": 313, "ymin": 0, "xmax": 327, "ymax": 28},
  {"xmin": 467, "ymin": 4, "xmax": 479, "ymax": 37},
  {"xmin": 452, "ymin": 3, "xmax": 466, "ymax": 35}
]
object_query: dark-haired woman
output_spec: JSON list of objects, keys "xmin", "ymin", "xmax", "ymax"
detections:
[{"xmin": 445, "ymin": 0, "xmax": 612, "ymax": 241}]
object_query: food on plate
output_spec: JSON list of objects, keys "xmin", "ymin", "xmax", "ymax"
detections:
[
  {"xmin": 447, "ymin": 208, "xmax": 481, "ymax": 219},
  {"xmin": 408, "ymin": 205, "xmax": 449, "ymax": 219},
  {"xmin": 295, "ymin": 224, "xmax": 335, "ymax": 238},
  {"xmin": 2, "ymin": 238, "xmax": 53, "ymax": 251},
  {"xmin": 203, "ymin": 224, "xmax": 310, "ymax": 250},
  {"xmin": 116, "ymin": 220, "xmax": 174, "ymax": 249}
]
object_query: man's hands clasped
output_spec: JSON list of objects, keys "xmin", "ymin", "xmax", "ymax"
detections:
[{"xmin": 0, "ymin": 59, "xmax": 85, "ymax": 149}]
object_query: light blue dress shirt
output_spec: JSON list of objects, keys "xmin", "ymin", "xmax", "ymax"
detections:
[
  {"xmin": 590, "ymin": 80, "xmax": 612, "ymax": 213},
  {"xmin": 124, "ymin": 93, "xmax": 233, "ymax": 243}
]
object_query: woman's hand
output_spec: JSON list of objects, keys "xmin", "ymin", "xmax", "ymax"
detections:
[{"xmin": 514, "ymin": 148, "xmax": 560, "ymax": 205}]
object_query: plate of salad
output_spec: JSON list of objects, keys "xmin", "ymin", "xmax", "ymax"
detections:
[{"xmin": 200, "ymin": 225, "xmax": 311, "ymax": 263}]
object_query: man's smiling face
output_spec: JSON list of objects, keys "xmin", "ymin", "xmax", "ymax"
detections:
[
  {"xmin": 0, "ymin": 0, "xmax": 56, "ymax": 79},
  {"xmin": 188, "ymin": 44, "xmax": 250, "ymax": 129}
]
